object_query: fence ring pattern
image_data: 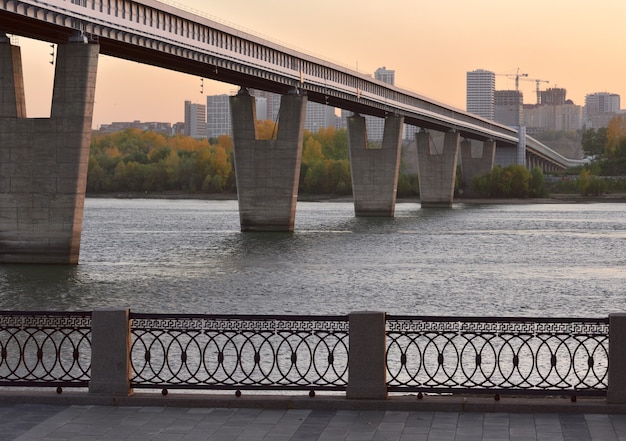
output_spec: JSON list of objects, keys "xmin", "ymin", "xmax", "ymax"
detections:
[
  {"xmin": 386, "ymin": 317, "xmax": 608, "ymax": 395},
  {"xmin": 130, "ymin": 314, "xmax": 349, "ymax": 390},
  {"xmin": 0, "ymin": 312, "xmax": 92, "ymax": 386}
]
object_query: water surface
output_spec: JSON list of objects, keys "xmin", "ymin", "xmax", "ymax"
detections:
[{"xmin": 1, "ymin": 199, "xmax": 624, "ymax": 317}]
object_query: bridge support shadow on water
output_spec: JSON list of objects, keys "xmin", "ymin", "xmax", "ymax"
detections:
[{"xmin": 0, "ymin": 37, "xmax": 98, "ymax": 264}]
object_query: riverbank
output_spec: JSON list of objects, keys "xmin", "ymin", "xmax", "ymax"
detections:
[{"xmin": 86, "ymin": 192, "xmax": 626, "ymax": 204}]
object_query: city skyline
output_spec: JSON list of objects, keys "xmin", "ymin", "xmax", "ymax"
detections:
[{"xmin": 11, "ymin": 0, "xmax": 626, "ymax": 128}]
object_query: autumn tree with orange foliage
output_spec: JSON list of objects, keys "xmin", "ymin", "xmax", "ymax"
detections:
[
  {"xmin": 299, "ymin": 127, "xmax": 351, "ymax": 195},
  {"xmin": 87, "ymin": 123, "xmax": 354, "ymax": 196},
  {"xmin": 87, "ymin": 129, "xmax": 234, "ymax": 194},
  {"xmin": 606, "ymin": 115, "xmax": 626, "ymax": 159}
]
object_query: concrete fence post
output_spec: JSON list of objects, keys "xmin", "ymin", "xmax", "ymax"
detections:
[
  {"xmin": 347, "ymin": 311, "xmax": 387, "ymax": 400},
  {"xmin": 608, "ymin": 313, "xmax": 626, "ymax": 403},
  {"xmin": 89, "ymin": 308, "xmax": 133, "ymax": 396}
]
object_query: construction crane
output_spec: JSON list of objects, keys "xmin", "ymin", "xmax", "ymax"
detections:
[
  {"xmin": 496, "ymin": 70, "xmax": 549, "ymax": 104},
  {"xmin": 516, "ymin": 77, "xmax": 550, "ymax": 104},
  {"xmin": 530, "ymin": 79, "xmax": 549, "ymax": 105},
  {"xmin": 496, "ymin": 68, "xmax": 528, "ymax": 92}
]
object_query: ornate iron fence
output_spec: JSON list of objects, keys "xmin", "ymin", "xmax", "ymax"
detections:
[
  {"xmin": 129, "ymin": 313, "xmax": 349, "ymax": 392},
  {"xmin": 0, "ymin": 311, "xmax": 92, "ymax": 387},
  {"xmin": 386, "ymin": 316, "xmax": 609, "ymax": 396},
  {"xmin": 0, "ymin": 310, "xmax": 613, "ymax": 397}
]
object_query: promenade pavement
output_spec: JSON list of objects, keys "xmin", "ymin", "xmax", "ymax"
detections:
[{"xmin": 2, "ymin": 394, "xmax": 626, "ymax": 441}]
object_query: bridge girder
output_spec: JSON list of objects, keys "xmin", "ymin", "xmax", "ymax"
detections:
[{"xmin": 1, "ymin": 0, "xmax": 580, "ymax": 169}]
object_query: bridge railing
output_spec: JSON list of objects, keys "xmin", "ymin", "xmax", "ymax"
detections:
[
  {"xmin": 0, "ymin": 309, "xmax": 622, "ymax": 402},
  {"xmin": 386, "ymin": 315, "xmax": 608, "ymax": 397},
  {"xmin": 0, "ymin": 311, "xmax": 92, "ymax": 388},
  {"xmin": 129, "ymin": 313, "xmax": 349, "ymax": 392}
]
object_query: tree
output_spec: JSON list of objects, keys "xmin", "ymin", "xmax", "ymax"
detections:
[
  {"xmin": 529, "ymin": 167, "xmax": 546, "ymax": 197},
  {"xmin": 87, "ymin": 125, "xmax": 356, "ymax": 196},
  {"xmin": 578, "ymin": 169, "xmax": 606, "ymax": 196},
  {"xmin": 581, "ymin": 128, "xmax": 608, "ymax": 158},
  {"xmin": 87, "ymin": 156, "xmax": 107, "ymax": 192},
  {"xmin": 302, "ymin": 136, "xmax": 323, "ymax": 164},
  {"xmin": 607, "ymin": 115, "xmax": 626, "ymax": 158},
  {"xmin": 471, "ymin": 164, "xmax": 540, "ymax": 198},
  {"xmin": 256, "ymin": 120, "xmax": 277, "ymax": 140}
]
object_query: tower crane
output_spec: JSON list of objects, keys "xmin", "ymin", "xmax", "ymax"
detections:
[
  {"xmin": 530, "ymin": 79, "xmax": 549, "ymax": 105},
  {"xmin": 496, "ymin": 68, "xmax": 528, "ymax": 92},
  {"xmin": 516, "ymin": 77, "xmax": 550, "ymax": 104}
]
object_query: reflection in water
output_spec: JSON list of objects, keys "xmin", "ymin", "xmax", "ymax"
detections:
[
  {"xmin": 1, "ymin": 199, "xmax": 625, "ymax": 317},
  {"xmin": 0, "ymin": 265, "xmax": 86, "ymax": 310}
]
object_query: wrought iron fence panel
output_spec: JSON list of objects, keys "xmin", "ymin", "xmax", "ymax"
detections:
[
  {"xmin": 386, "ymin": 316, "xmax": 608, "ymax": 396},
  {"xmin": 0, "ymin": 311, "xmax": 92, "ymax": 387},
  {"xmin": 130, "ymin": 314, "xmax": 349, "ymax": 390}
]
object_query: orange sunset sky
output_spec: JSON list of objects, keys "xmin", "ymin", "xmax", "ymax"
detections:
[{"xmin": 13, "ymin": 0, "xmax": 626, "ymax": 129}]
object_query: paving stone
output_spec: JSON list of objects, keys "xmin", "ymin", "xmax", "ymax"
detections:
[{"xmin": 3, "ymin": 403, "xmax": 626, "ymax": 440}]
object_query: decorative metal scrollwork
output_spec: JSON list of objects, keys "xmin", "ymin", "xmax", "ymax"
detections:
[
  {"xmin": 130, "ymin": 314, "xmax": 349, "ymax": 390},
  {"xmin": 0, "ymin": 311, "xmax": 92, "ymax": 387},
  {"xmin": 386, "ymin": 316, "xmax": 608, "ymax": 396}
]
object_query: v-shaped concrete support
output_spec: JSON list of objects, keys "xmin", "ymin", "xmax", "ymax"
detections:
[
  {"xmin": 416, "ymin": 130, "xmax": 459, "ymax": 208},
  {"xmin": 0, "ymin": 42, "xmax": 99, "ymax": 263},
  {"xmin": 460, "ymin": 139, "xmax": 496, "ymax": 197},
  {"xmin": 348, "ymin": 115, "xmax": 403, "ymax": 216},
  {"xmin": 230, "ymin": 90, "xmax": 307, "ymax": 232}
]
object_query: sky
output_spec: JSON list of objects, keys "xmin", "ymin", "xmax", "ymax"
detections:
[{"xmin": 13, "ymin": 0, "xmax": 626, "ymax": 129}]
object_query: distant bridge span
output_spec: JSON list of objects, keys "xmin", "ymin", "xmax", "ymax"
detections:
[
  {"xmin": 0, "ymin": 0, "xmax": 586, "ymax": 264},
  {"xmin": 1, "ymin": 0, "xmax": 580, "ymax": 168}
]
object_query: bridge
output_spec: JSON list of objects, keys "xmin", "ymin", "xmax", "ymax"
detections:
[{"xmin": 1, "ymin": 0, "xmax": 583, "ymax": 264}]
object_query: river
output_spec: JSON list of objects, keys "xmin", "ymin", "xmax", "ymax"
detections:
[{"xmin": 0, "ymin": 198, "xmax": 625, "ymax": 318}]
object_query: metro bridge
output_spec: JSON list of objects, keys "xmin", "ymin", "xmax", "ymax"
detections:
[{"xmin": 0, "ymin": 0, "xmax": 582, "ymax": 264}]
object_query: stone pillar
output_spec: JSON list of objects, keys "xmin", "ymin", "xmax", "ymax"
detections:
[
  {"xmin": 608, "ymin": 313, "xmax": 626, "ymax": 404},
  {"xmin": 89, "ymin": 308, "xmax": 133, "ymax": 396},
  {"xmin": 517, "ymin": 125, "xmax": 527, "ymax": 167},
  {"xmin": 0, "ymin": 41, "xmax": 99, "ymax": 264},
  {"xmin": 416, "ymin": 130, "xmax": 459, "ymax": 207},
  {"xmin": 0, "ymin": 38, "xmax": 26, "ymax": 118},
  {"xmin": 460, "ymin": 139, "xmax": 496, "ymax": 198},
  {"xmin": 347, "ymin": 311, "xmax": 387, "ymax": 400},
  {"xmin": 348, "ymin": 115, "xmax": 403, "ymax": 216},
  {"xmin": 230, "ymin": 90, "xmax": 307, "ymax": 232}
]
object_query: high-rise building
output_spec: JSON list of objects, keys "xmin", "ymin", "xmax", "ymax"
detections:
[
  {"xmin": 374, "ymin": 66, "xmax": 395, "ymax": 85},
  {"xmin": 206, "ymin": 90, "xmax": 340, "ymax": 138},
  {"xmin": 523, "ymin": 101, "xmax": 582, "ymax": 132},
  {"xmin": 252, "ymin": 89, "xmax": 339, "ymax": 132},
  {"xmin": 540, "ymin": 88, "xmax": 567, "ymax": 106},
  {"xmin": 466, "ymin": 69, "xmax": 495, "ymax": 120},
  {"xmin": 584, "ymin": 92, "xmax": 622, "ymax": 129},
  {"xmin": 184, "ymin": 100, "xmax": 207, "ymax": 139},
  {"xmin": 342, "ymin": 66, "xmax": 416, "ymax": 140},
  {"xmin": 585, "ymin": 92, "xmax": 620, "ymax": 115},
  {"xmin": 206, "ymin": 94, "xmax": 231, "ymax": 139},
  {"xmin": 305, "ymin": 101, "xmax": 338, "ymax": 132},
  {"xmin": 495, "ymin": 90, "xmax": 523, "ymax": 127},
  {"xmin": 250, "ymin": 89, "xmax": 338, "ymax": 132},
  {"xmin": 360, "ymin": 67, "xmax": 397, "ymax": 141},
  {"xmin": 250, "ymin": 89, "xmax": 281, "ymax": 122}
]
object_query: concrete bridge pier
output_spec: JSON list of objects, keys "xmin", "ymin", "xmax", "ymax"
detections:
[
  {"xmin": 460, "ymin": 139, "xmax": 496, "ymax": 198},
  {"xmin": 230, "ymin": 89, "xmax": 307, "ymax": 232},
  {"xmin": 416, "ymin": 130, "xmax": 460, "ymax": 208},
  {"xmin": 0, "ymin": 39, "xmax": 99, "ymax": 264},
  {"xmin": 517, "ymin": 125, "xmax": 527, "ymax": 167},
  {"xmin": 348, "ymin": 114, "xmax": 403, "ymax": 216}
]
